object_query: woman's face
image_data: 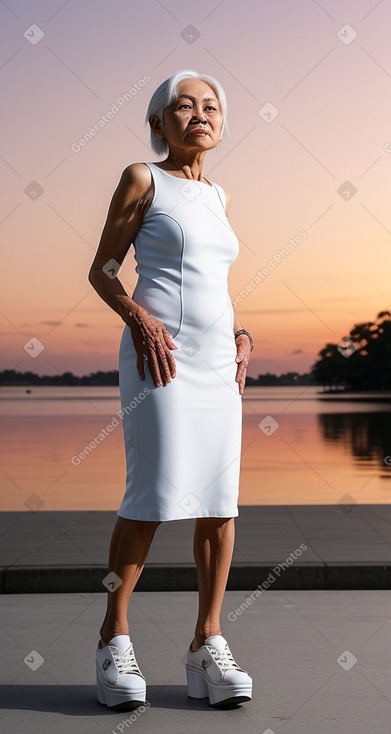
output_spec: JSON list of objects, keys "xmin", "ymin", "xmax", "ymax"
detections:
[{"xmin": 155, "ymin": 78, "xmax": 224, "ymax": 155}]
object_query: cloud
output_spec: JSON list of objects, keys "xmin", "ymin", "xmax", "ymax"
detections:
[
  {"xmin": 40, "ymin": 320, "xmax": 61, "ymax": 326},
  {"xmin": 81, "ymin": 340, "xmax": 107, "ymax": 346},
  {"xmin": 315, "ymin": 297, "xmax": 361, "ymax": 304},
  {"xmin": 74, "ymin": 322, "xmax": 93, "ymax": 328},
  {"xmin": 288, "ymin": 349, "xmax": 304, "ymax": 355}
]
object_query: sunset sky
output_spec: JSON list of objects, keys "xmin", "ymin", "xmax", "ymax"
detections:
[{"xmin": 1, "ymin": 0, "xmax": 391, "ymax": 378}]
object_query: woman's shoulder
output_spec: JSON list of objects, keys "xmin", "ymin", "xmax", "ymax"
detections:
[
  {"xmin": 119, "ymin": 162, "xmax": 153, "ymax": 197},
  {"xmin": 213, "ymin": 184, "xmax": 230, "ymax": 214},
  {"xmin": 222, "ymin": 187, "xmax": 231, "ymax": 213}
]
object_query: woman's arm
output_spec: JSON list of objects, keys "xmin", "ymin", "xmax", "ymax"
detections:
[
  {"xmin": 233, "ymin": 312, "xmax": 244, "ymax": 335},
  {"xmin": 88, "ymin": 163, "xmax": 177, "ymax": 387},
  {"xmin": 223, "ymin": 187, "xmax": 253, "ymax": 395},
  {"xmin": 233, "ymin": 312, "xmax": 252, "ymax": 396},
  {"xmin": 89, "ymin": 163, "xmax": 156, "ymax": 322}
]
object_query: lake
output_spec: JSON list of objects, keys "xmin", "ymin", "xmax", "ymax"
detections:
[{"xmin": 1, "ymin": 386, "xmax": 391, "ymax": 511}]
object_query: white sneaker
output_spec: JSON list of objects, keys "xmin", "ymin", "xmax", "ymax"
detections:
[
  {"xmin": 96, "ymin": 634, "xmax": 147, "ymax": 710},
  {"xmin": 185, "ymin": 634, "xmax": 252, "ymax": 706}
]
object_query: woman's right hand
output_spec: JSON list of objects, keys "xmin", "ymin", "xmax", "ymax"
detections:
[{"xmin": 128, "ymin": 307, "xmax": 178, "ymax": 387}]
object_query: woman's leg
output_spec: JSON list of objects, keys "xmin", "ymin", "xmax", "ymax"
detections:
[
  {"xmin": 191, "ymin": 516, "xmax": 235, "ymax": 652},
  {"xmin": 99, "ymin": 516, "xmax": 161, "ymax": 645}
]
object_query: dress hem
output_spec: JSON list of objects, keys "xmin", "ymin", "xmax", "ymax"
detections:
[{"xmin": 117, "ymin": 509, "xmax": 239, "ymax": 522}]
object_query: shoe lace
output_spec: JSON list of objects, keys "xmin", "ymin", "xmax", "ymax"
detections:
[
  {"xmin": 112, "ymin": 645, "xmax": 140, "ymax": 675},
  {"xmin": 206, "ymin": 643, "xmax": 243, "ymax": 674}
]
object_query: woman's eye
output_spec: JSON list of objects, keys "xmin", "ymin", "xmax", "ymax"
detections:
[
  {"xmin": 205, "ymin": 106, "xmax": 217, "ymax": 111},
  {"xmin": 178, "ymin": 104, "xmax": 192, "ymax": 109}
]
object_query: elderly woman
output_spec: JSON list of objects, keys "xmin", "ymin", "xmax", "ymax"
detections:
[{"xmin": 89, "ymin": 69, "xmax": 253, "ymax": 710}]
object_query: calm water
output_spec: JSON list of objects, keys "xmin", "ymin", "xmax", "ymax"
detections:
[{"xmin": 1, "ymin": 386, "xmax": 391, "ymax": 511}]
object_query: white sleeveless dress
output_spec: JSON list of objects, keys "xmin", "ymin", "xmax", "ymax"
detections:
[{"xmin": 117, "ymin": 162, "xmax": 242, "ymax": 521}]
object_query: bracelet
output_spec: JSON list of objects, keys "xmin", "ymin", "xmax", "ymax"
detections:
[{"xmin": 235, "ymin": 329, "xmax": 254, "ymax": 351}]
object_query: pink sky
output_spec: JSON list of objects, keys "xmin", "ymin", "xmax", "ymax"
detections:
[{"xmin": 1, "ymin": 0, "xmax": 391, "ymax": 378}]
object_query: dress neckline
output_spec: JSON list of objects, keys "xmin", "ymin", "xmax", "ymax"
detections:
[{"xmin": 148, "ymin": 162, "xmax": 214, "ymax": 188}]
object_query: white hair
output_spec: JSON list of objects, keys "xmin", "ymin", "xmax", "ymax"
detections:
[{"xmin": 145, "ymin": 69, "xmax": 228, "ymax": 156}]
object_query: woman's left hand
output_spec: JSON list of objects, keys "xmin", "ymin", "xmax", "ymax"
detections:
[{"xmin": 235, "ymin": 335, "xmax": 251, "ymax": 395}]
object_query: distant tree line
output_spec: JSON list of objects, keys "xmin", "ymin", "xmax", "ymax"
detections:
[
  {"xmin": 0, "ymin": 370, "xmax": 120, "ymax": 386},
  {"xmin": 311, "ymin": 311, "xmax": 391, "ymax": 391},
  {"xmin": 246, "ymin": 372, "xmax": 315, "ymax": 386},
  {"xmin": 0, "ymin": 369, "xmax": 315, "ymax": 387}
]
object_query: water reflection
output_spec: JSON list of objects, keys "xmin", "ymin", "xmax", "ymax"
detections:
[
  {"xmin": 2, "ymin": 387, "xmax": 391, "ymax": 509},
  {"xmin": 318, "ymin": 412, "xmax": 391, "ymax": 475}
]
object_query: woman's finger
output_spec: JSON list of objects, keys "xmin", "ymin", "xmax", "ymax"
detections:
[
  {"xmin": 146, "ymin": 347, "xmax": 164, "ymax": 387},
  {"xmin": 155, "ymin": 342, "xmax": 172, "ymax": 383},
  {"xmin": 163, "ymin": 329, "xmax": 178, "ymax": 351},
  {"xmin": 235, "ymin": 360, "xmax": 248, "ymax": 395}
]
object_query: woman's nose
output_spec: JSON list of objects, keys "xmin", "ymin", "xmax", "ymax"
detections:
[{"xmin": 191, "ymin": 108, "xmax": 207, "ymax": 123}]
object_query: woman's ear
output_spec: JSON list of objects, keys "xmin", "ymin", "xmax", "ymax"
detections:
[{"xmin": 149, "ymin": 114, "xmax": 165, "ymax": 140}]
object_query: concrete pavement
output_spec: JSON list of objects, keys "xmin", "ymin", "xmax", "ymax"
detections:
[
  {"xmin": 2, "ymin": 589, "xmax": 391, "ymax": 733},
  {"xmin": 2, "ymin": 505, "xmax": 391, "ymax": 592}
]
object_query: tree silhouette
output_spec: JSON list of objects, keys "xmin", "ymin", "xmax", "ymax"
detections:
[
  {"xmin": 311, "ymin": 311, "xmax": 391, "ymax": 390},
  {"xmin": 0, "ymin": 369, "xmax": 120, "ymax": 386}
]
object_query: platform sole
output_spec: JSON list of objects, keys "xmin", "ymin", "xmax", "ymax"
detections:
[
  {"xmin": 96, "ymin": 668, "xmax": 147, "ymax": 710},
  {"xmin": 186, "ymin": 666, "xmax": 252, "ymax": 707}
]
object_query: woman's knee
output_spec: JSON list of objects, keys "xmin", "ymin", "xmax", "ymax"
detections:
[
  {"xmin": 195, "ymin": 516, "xmax": 234, "ymax": 527},
  {"xmin": 116, "ymin": 516, "xmax": 161, "ymax": 536}
]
